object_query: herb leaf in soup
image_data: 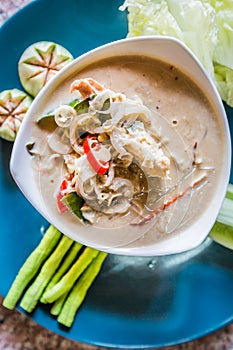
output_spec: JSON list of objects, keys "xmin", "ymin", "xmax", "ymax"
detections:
[
  {"xmin": 61, "ymin": 193, "xmax": 85, "ymax": 222},
  {"xmin": 36, "ymin": 97, "xmax": 92, "ymax": 128}
]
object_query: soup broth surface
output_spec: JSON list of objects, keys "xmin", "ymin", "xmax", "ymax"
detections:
[{"xmin": 30, "ymin": 55, "xmax": 225, "ymax": 249}]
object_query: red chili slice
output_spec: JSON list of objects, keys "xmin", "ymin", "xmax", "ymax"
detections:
[
  {"xmin": 57, "ymin": 192, "xmax": 68, "ymax": 213},
  {"xmin": 56, "ymin": 175, "xmax": 73, "ymax": 213},
  {"xmin": 83, "ymin": 135, "xmax": 109, "ymax": 175}
]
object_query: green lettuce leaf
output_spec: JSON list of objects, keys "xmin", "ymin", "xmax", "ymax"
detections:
[
  {"xmin": 214, "ymin": 63, "xmax": 233, "ymax": 107},
  {"xmin": 210, "ymin": 0, "xmax": 233, "ymax": 69},
  {"xmin": 210, "ymin": 0, "xmax": 233, "ymax": 106},
  {"xmin": 121, "ymin": 0, "xmax": 184, "ymax": 39}
]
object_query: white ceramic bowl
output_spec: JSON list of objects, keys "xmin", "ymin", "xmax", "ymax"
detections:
[{"xmin": 10, "ymin": 36, "xmax": 231, "ymax": 256}]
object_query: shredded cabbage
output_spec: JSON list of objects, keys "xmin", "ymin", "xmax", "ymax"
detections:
[{"xmin": 120, "ymin": 0, "xmax": 233, "ymax": 107}]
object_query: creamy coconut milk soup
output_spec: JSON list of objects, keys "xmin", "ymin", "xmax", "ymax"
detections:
[{"xmin": 29, "ymin": 55, "xmax": 225, "ymax": 249}]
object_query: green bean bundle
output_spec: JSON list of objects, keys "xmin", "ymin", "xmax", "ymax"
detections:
[{"xmin": 2, "ymin": 225, "xmax": 108, "ymax": 328}]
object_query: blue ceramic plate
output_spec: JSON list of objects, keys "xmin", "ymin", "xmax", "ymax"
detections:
[{"xmin": 1, "ymin": 0, "xmax": 233, "ymax": 348}]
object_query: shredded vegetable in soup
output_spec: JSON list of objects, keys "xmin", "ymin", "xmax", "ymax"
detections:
[
  {"xmin": 28, "ymin": 55, "xmax": 225, "ymax": 247},
  {"xmin": 33, "ymin": 78, "xmax": 173, "ymax": 224}
]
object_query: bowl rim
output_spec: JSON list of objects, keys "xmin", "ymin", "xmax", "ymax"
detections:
[{"xmin": 10, "ymin": 35, "xmax": 232, "ymax": 256}]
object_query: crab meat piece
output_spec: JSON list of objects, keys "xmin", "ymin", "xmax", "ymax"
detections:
[{"xmin": 70, "ymin": 78, "xmax": 105, "ymax": 98}]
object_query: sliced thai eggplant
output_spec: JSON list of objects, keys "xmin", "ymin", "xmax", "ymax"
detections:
[
  {"xmin": 0, "ymin": 89, "xmax": 33, "ymax": 141},
  {"xmin": 18, "ymin": 41, "xmax": 73, "ymax": 97}
]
